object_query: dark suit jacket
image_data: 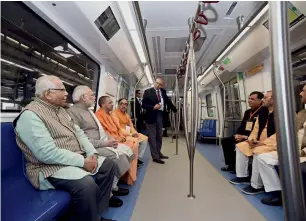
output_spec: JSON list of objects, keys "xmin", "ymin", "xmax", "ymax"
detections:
[
  {"xmin": 131, "ymin": 97, "xmax": 142, "ymax": 120},
  {"xmin": 142, "ymin": 87, "xmax": 177, "ymax": 124},
  {"xmin": 235, "ymin": 106, "xmax": 269, "ymax": 138}
]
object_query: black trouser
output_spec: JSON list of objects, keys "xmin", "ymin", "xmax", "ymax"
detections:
[
  {"xmin": 146, "ymin": 111, "xmax": 163, "ymax": 160},
  {"xmin": 48, "ymin": 158, "xmax": 115, "ymax": 221},
  {"xmin": 136, "ymin": 117, "xmax": 145, "ymax": 133},
  {"xmin": 221, "ymin": 136, "xmax": 236, "ymax": 168},
  {"xmin": 301, "ymin": 162, "xmax": 306, "ymax": 205}
]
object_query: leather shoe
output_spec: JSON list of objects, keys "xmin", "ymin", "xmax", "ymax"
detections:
[
  {"xmin": 109, "ymin": 196, "xmax": 123, "ymax": 208},
  {"xmin": 112, "ymin": 187, "xmax": 129, "ymax": 196},
  {"xmin": 101, "ymin": 217, "xmax": 116, "ymax": 221},
  {"xmin": 153, "ymin": 159, "xmax": 165, "ymax": 164},
  {"xmin": 160, "ymin": 154, "xmax": 169, "ymax": 159},
  {"xmin": 261, "ymin": 196, "xmax": 282, "ymax": 206},
  {"xmin": 221, "ymin": 166, "xmax": 235, "ymax": 172}
]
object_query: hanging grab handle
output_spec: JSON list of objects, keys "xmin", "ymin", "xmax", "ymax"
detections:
[
  {"xmin": 193, "ymin": 28, "xmax": 201, "ymax": 41},
  {"xmin": 202, "ymin": 1, "xmax": 219, "ymax": 3},
  {"xmin": 195, "ymin": 12, "xmax": 208, "ymax": 25}
]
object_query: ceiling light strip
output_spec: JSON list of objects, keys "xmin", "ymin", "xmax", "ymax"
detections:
[{"xmin": 117, "ymin": 1, "xmax": 154, "ymax": 85}]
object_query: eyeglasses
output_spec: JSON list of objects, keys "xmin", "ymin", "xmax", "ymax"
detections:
[{"xmin": 120, "ymin": 103, "xmax": 128, "ymax": 106}]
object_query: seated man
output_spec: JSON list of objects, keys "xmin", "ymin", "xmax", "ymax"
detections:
[
  {"xmin": 13, "ymin": 75, "xmax": 117, "ymax": 221},
  {"xmin": 229, "ymin": 91, "xmax": 275, "ymax": 187},
  {"xmin": 242, "ymin": 85, "xmax": 306, "ymax": 205},
  {"xmin": 67, "ymin": 86, "xmax": 133, "ymax": 198},
  {"xmin": 221, "ymin": 91, "xmax": 268, "ymax": 172},
  {"xmin": 96, "ymin": 96, "xmax": 139, "ymax": 185},
  {"xmin": 111, "ymin": 98, "xmax": 148, "ymax": 166}
]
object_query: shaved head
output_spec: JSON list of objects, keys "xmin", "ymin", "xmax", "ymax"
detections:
[{"xmin": 98, "ymin": 96, "xmax": 110, "ymax": 107}]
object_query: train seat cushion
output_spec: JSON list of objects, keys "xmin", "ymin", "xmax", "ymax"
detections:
[
  {"xmin": 1, "ymin": 122, "xmax": 71, "ymax": 221},
  {"xmin": 199, "ymin": 119, "xmax": 217, "ymax": 137}
]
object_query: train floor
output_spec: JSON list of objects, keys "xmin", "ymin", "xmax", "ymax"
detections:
[{"xmin": 102, "ymin": 137, "xmax": 283, "ymax": 221}]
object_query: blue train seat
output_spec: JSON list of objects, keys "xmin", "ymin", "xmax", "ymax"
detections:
[
  {"xmin": 198, "ymin": 119, "xmax": 217, "ymax": 138},
  {"xmin": 1, "ymin": 122, "xmax": 71, "ymax": 221}
]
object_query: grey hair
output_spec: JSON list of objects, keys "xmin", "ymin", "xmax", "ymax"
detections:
[
  {"xmin": 72, "ymin": 85, "xmax": 90, "ymax": 103},
  {"xmin": 35, "ymin": 75, "xmax": 59, "ymax": 97}
]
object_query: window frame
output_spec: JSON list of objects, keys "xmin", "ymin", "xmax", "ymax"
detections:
[{"xmin": 1, "ymin": 2, "xmax": 101, "ymax": 113}]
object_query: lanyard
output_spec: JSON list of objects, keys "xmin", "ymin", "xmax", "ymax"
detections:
[{"xmin": 249, "ymin": 105, "xmax": 263, "ymax": 120}]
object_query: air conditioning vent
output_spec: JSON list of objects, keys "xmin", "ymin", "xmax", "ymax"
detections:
[
  {"xmin": 165, "ymin": 37, "xmax": 206, "ymax": 52},
  {"xmin": 95, "ymin": 7, "xmax": 120, "ymax": 41},
  {"xmin": 164, "ymin": 69, "xmax": 177, "ymax": 75},
  {"xmin": 225, "ymin": 2, "xmax": 238, "ymax": 16},
  {"xmin": 152, "ymin": 36, "xmax": 161, "ymax": 73}
]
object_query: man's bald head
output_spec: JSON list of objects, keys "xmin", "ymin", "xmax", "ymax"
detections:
[
  {"xmin": 98, "ymin": 96, "xmax": 110, "ymax": 107},
  {"xmin": 155, "ymin": 77, "xmax": 165, "ymax": 89},
  {"xmin": 98, "ymin": 96, "xmax": 114, "ymax": 113}
]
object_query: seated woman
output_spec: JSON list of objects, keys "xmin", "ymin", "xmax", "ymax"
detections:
[
  {"xmin": 95, "ymin": 96, "xmax": 139, "ymax": 185},
  {"xmin": 111, "ymin": 98, "xmax": 148, "ymax": 166}
]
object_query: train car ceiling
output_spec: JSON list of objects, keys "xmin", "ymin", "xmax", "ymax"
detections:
[
  {"xmin": 2, "ymin": 1, "xmax": 306, "ymax": 109},
  {"xmin": 138, "ymin": 1, "xmax": 266, "ymax": 92},
  {"xmin": 198, "ymin": 1, "xmax": 306, "ymax": 90}
]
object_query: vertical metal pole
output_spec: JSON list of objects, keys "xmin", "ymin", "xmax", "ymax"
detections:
[
  {"xmin": 183, "ymin": 49, "xmax": 190, "ymax": 153},
  {"xmin": 133, "ymin": 72, "xmax": 146, "ymax": 128},
  {"xmin": 212, "ymin": 64, "xmax": 226, "ymax": 141},
  {"xmin": 215, "ymin": 92, "xmax": 221, "ymax": 145},
  {"xmin": 171, "ymin": 93, "xmax": 176, "ymax": 143},
  {"xmin": 188, "ymin": 33, "xmax": 199, "ymax": 199},
  {"xmin": 269, "ymin": 2, "xmax": 306, "ymax": 220},
  {"xmin": 175, "ymin": 76, "xmax": 180, "ymax": 155},
  {"xmin": 183, "ymin": 15, "xmax": 199, "ymax": 198}
]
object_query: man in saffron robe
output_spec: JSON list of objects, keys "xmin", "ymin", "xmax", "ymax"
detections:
[
  {"xmin": 96, "ymin": 96, "xmax": 138, "ymax": 185},
  {"xmin": 111, "ymin": 98, "xmax": 148, "ymax": 166}
]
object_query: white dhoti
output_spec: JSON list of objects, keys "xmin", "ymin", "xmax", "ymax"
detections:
[
  {"xmin": 257, "ymin": 151, "xmax": 281, "ymax": 192},
  {"xmin": 236, "ymin": 147, "xmax": 250, "ymax": 178},
  {"xmin": 138, "ymin": 139, "xmax": 148, "ymax": 159}
]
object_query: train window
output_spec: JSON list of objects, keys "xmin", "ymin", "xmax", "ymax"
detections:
[
  {"xmin": 221, "ymin": 77, "xmax": 242, "ymax": 120},
  {"xmin": 205, "ymin": 94, "xmax": 214, "ymax": 117},
  {"xmin": 1, "ymin": 1, "xmax": 100, "ymax": 112}
]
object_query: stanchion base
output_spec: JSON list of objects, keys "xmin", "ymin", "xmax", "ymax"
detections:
[{"xmin": 187, "ymin": 194, "xmax": 196, "ymax": 199}]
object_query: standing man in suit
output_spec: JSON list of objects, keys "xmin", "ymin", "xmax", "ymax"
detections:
[
  {"xmin": 131, "ymin": 90, "xmax": 145, "ymax": 133},
  {"xmin": 142, "ymin": 77, "xmax": 177, "ymax": 164}
]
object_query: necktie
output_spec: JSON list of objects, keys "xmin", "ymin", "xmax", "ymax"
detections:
[
  {"xmin": 156, "ymin": 90, "xmax": 161, "ymax": 102},
  {"xmin": 139, "ymin": 99, "xmax": 143, "ymax": 114}
]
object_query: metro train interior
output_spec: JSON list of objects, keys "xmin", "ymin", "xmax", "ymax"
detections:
[{"xmin": 1, "ymin": 1, "xmax": 306, "ymax": 221}]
